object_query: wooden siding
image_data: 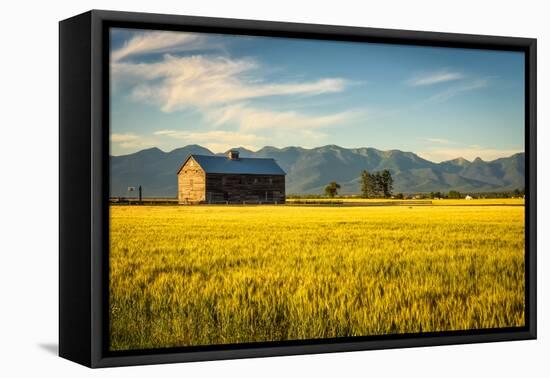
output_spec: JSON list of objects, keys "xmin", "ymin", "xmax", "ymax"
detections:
[
  {"xmin": 205, "ymin": 173, "xmax": 285, "ymax": 204},
  {"xmin": 178, "ymin": 157, "xmax": 206, "ymax": 204}
]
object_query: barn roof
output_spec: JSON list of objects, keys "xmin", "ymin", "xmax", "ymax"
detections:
[{"xmin": 179, "ymin": 154, "xmax": 286, "ymax": 175}]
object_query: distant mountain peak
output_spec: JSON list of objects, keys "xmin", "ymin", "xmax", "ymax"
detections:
[
  {"xmin": 114, "ymin": 146, "xmax": 164, "ymax": 159},
  {"xmin": 168, "ymin": 145, "xmax": 214, "ymax": 156},
  {"xmin": 146, "ymin": 146, "xmax": 162, "ymax": 152},
  {"xmin": 446, "ymin": 156, "xmax": 471, "ymax": 166}
]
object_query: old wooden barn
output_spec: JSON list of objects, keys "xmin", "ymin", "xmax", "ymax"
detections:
[{"xmin": 177, "ymin": 150, "xmax": 286, "ymax": 204}]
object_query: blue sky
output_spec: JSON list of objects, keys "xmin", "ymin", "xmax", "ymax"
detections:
[{"xmin": 110, "ymin": 28, "xmax": 525, "ymax": 162}]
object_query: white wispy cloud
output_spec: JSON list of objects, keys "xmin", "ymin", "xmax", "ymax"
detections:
[
  {"xmin": 419, "ymin": 137, "xmax": 522, "ymax": 162},
  {"xmin": 428, "ymin": 78, "xmax": 489, "ymax": 103},
  {"xmin": 110, "ymin": 133, "xmax": 155, "ymax": 150},
  {"xmin": 418, "ymin": 146, "xmax": 522, "ymax": 163},
  {"xmin": 153, "ymin": 129, "xmax": 266, "ymax": 152},
  {"xmin": 111, "ymin": 133, "xmax": 140, "ymax": 142},
  {"xmin": 113, "ymin": 54, "xmax": 349, "ymax": 112},
  {"xmin": 407, "ymin": 70, "xmax": 464, "ymax": 86},
  {"xmin": 205, "ymin": 104, "xmax": 356, "ymax": 131},
  {"xmin": 111, "ymin": 31, "xmax": 360, "ymax": 153},
  {"xmin": 423, "ymin": 137, "xmax": 454, "ymax": 145},
  {"xmin": 153, "ymin": 129, "xmax": 265, "ymax": 143},
  {"xmin": 111, "ymin": 31, "xmax": 207, "ymax": 62}
]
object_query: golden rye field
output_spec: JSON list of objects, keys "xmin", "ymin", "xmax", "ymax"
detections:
[{"xmin": 109, "ymin": 201, "xmax": 525, "ymax": 351}]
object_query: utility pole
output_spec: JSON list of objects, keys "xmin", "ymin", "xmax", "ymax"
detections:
[{"xmin": 139, "ymin": 185, "xmax": 142, "ymax": 203}]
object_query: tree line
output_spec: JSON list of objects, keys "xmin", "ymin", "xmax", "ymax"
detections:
[
  {"xmin": 325, "ymin": 169, "xmax": 395, "ymax": 198},
  {"xmin": 324, "ymin": 171, "xmax": 525, "ymax": 199},
  {"xmin": 360, "ymin": 170, "xmax": 394, "ymax": 198}
]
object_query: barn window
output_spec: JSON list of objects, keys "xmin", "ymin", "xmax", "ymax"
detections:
[
  {"xmin": 269, "ymin": 177, "xmax": 273, "ymax": 184},
  {"xmin": 253, "ymin": 178, "xmax": 258, "ymax": 184}
]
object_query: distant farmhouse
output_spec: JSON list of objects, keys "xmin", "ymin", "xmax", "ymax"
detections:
[{"xmin": 177, "ymin": 150, "xmax": 286, "ymax": 204}]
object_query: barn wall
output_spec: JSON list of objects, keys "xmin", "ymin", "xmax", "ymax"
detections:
[
  {"xmin": 205, "ymin": 174, "xmax": 285, "ymax": 204},
  {"xmin": 178, "ymin": 158, "xmax": 206, "ymax": 203}
]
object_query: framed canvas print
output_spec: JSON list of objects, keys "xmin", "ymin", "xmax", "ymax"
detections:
[{"xmin": 59, "ymin": 10, "xmax": 537, "ymax": 368}]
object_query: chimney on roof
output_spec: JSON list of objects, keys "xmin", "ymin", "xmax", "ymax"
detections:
[{"xmin": 228, "ymin": 150, "xmax": 240, "ymax": 160}]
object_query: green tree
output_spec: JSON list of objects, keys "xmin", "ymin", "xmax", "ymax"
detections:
[
  {"xmin": 430, "ymin": 191, "xmax": 443, "ymax": 199},
  {"xmin": 360, "ymin": 170, "xmax": 377, "ymax": 198},
  {"xmin": 360, "ymin": 169, "xmax": 393, "ymax": 198},
  {"xmin": 381, "ymin": 169, "xmax": 394, "ymax": 198},
  {"xmin": 324, "ymin": 181, "xmax": 341, "ymax": 198},
  {"xmin": 448, "ymin": 190, "xmax": 461, "ymax": 199},
  {"xmin": 373, "ymin": 172, "xmax": 383, "ymax": 196}
]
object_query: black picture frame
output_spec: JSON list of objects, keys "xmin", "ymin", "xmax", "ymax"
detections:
[{"xmin": 59, "ymin": 9, "xmax": 537, "ymax": 368}]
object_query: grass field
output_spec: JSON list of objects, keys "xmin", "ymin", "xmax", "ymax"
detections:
[{"xmin": 109, "ymin": 201, "xmax": 525, "ymax": 351}]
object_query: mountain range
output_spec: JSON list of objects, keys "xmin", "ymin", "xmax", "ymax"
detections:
[{"xmin": 110, "ymin": 145, "xmax": 525, "ymax": 197}]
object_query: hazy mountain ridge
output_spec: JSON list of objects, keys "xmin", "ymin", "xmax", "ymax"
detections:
[{"xmin": 110, "ymin": 145, "xmax": 525, "ymax": 197}]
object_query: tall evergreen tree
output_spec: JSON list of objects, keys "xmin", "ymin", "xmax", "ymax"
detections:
[
  {"xmin": 360, "ymin": 170, "xmax": 377, "ymax": 198},
  {"xmin": 381, "ymin": 169, "xmax": 394, "ymax": 198},
  {"xmin": 360, "ymin": 169, "xmax": 394, "ymax": 198},
  {"xmin": 374, "ymin": 172, "xmax": 383, "ymax": 196}
]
